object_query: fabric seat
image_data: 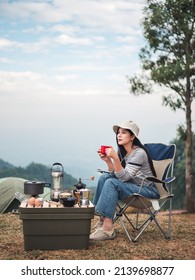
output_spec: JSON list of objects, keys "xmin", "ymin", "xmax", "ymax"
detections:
[{"xmin": 113, "ymin": 143, "xmax": 176, "ymax": 242}]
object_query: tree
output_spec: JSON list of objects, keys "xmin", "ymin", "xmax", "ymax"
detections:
[
  {"xmin": 171, "ymin": 133, "xmax": 195, "ymax": 209},
  {"xmin": 0, "ymin": 160, "xmax": 78, "ymax": 187},
  {"xmin": 128, "ymin": 0, "xmax": 195, "ymax": 212}
]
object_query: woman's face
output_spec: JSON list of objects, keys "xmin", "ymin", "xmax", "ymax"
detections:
[{"xmin": 117, "ymin": 128, "xmax": 135, "ymax": 146}]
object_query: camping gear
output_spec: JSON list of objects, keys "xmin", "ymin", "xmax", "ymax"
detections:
[
  {"xmin": 60, "ymin": 196, "xmax": 76, "ymax": 207},
  {"xmin": 0, "ymin": 177, "xmax": 27, "ymax": 214},
  {"xmin": 19, "ymin": 203, "xmax": 95, "ymax": 250},
  {"xmin": 101, "ymin": 145, "xmax": 111, "ymax": 155},
  {"xmin": 73, "ymin": 178, "xmax": 91, "ymax": 204},
  {"xmin": 50, "ymin": 162, "xmax": 64, "ymax": 202},
  {"xmin": 19, "ymin": 169, "xmax": 95, "ymax": 250},
  {"xmin": 74, "ymin": 178, "xmax": 86, "ymax": 190},
  {"xmin": 79, "ymin": 198, "xmax": 90, "ymax": 206},
  {"xmin": 24, "ymin": 181, "xmax": 47, "ymax": 196},
  {"xmin": 60, "ymin": 191, "xmax": 72, "ymax": 198},
  {"xmin": 113, "ymin": 143, "xmax": 176, "ymax": 242},
  {"xmin": 72, "ymin": 188, "xmax": 90, "ymax": 203}
]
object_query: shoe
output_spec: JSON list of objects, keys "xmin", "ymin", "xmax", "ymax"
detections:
[
  {"xmin": 90, "ymin": 227, "xmax": 116, "ymax": 241},
  {"xmin": 93, "ymin": 220, "xmax": 103, "ymax": 230}
]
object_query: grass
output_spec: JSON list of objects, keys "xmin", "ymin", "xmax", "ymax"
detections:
[{"xmin": 0, "ymin": 212, "xmax": 195, "ymax": 260}]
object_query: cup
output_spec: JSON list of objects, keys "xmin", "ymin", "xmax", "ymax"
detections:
[{"xmin": 101, "ymin": 145, "xmax": 111, "ymax": 155}]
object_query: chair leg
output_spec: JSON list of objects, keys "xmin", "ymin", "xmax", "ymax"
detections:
[
  {"xmin": 122, "ymin": 211, "xmax": 137, "ymax": 230},
  {"xmin": 135, "ymin": 208, "xmax": 139, "ymax": 228},
  {"xmin": 115, "ymin": 197, "xmax": 172, "ymax": 242},
  {"xmin": 153, "ymin": 197, "xmax": 172, "ymax": 240},
  {"xmin": 133, "ymin": 217, "xmax": 153, "ymax": 242},
  {"xmin": 118, "ymin": 216, "xmax": 133, "ymax": 242},
  {"xmin": 167, "ymin": 198, "xmax": 173, "ymax": 239}
]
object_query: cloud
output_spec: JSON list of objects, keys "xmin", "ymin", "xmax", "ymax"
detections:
[
  {"xmin": 0, "ymin": 0, "xmax": 145, "ymax": 61},
  {"xmin": 54, "ymin": 34, "xmax": 93, "ymax": 46},
  {"xmin": 0, "ymin": 69, "xmax": 128, "ymax": 97},
  {"xmin": 0, "ymin": 1, "xmax": 145, "ymax": 98},
  {"xmin": 0, "ymin": 38, "xmax": 14, "ymax": 48},
  {"xmin": 0, "ymin": 0, "xmax": 144, "ymax": 34},
  {"xmin": 54, "ymin": 74, "xmax": 79, "ymax": 81},
  {"xmin": 0, "ymin": 56, "xmax": 13, "ymax": 63},
  {"xmin": 0, "ymin": 71, "xmax": 52, "ymax": 95}
]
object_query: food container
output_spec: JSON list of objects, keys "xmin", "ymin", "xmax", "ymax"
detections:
[{"xmin": 19, "ymin": 203, "xmax": 95, "ymax": 250}]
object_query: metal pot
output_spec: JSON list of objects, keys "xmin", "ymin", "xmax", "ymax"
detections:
[
  {"xmin": 79, "ymin": 198, "xmax": 90, "ymax": 206},
  {"xmin": 24, "ymin": 181, "xmax": 50, "ymax": 196},
  {"xmin": 60, "ymin": 197, "xmax": 76, "ymax": 207}
]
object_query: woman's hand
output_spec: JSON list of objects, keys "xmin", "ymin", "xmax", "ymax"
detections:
[
  {"xmin": 105, "ymin": 147, "xmax": 122, "ymax": 173},
  {"xmin": 97, "ymin": 148, "xmax": 111, "ymax": 163},
  {"xmin": 105, "ymin": 147, "xmax": 118, "ymax": 161},
  {"xmin": 97, "ymin": 147, "xmax": 118, "ymax": 161},
  {"xmin": 97, "ymin": 147, "xmax": 115, "ymax": 172}
]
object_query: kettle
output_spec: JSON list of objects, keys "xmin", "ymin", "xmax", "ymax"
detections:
[{"xmin": 73, "ymin": 178, "xmax": 91, "ymax": 204}]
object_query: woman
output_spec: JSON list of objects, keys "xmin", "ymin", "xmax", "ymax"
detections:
[{"xmin": 90, "ymin": 120, "xmax": 159, "ymax": 241}]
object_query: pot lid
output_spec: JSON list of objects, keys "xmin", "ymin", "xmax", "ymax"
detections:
[{"xmin": 24, "ymin": 181, "xmax": 44, "ymax": 185}]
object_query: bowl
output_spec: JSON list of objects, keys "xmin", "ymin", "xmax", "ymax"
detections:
[{"xmin": 60, "ymin": 197, "xmax": 76, "ymax": 207}]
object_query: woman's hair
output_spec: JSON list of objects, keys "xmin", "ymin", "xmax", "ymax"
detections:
[{"xmin": 116, "ymin": 129, "xmax": 156, "ymax": 176}]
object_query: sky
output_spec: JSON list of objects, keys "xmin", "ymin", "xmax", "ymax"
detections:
[{"xmin": 0, "ymin": 0, "xmax": 194, "ymax": 183}]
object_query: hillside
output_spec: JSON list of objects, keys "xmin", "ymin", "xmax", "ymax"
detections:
[
  {"xmin": 0, "ymin": 159, "xmax": 77, "ymax": 187},
  {"xmin": 0, "ymin": 159, "xmax": 14, "ymax": 169}
]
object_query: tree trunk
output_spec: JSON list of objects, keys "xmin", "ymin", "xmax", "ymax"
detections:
[
  {"xmin": 185, "ymin": 94, "xmax": 195, "ymax": 212},
  {"xmin": 184, "ymin": 34, "xmax": 195, "ymax": 213}
]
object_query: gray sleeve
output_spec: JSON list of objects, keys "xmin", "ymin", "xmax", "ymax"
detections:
[{"xmin": 114, "ymin": 149, "xmax": 145, "ymax": 182}]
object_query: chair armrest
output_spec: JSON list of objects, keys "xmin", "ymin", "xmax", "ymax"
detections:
[
  {"xmin": 164, "ymin": 176, "xmax": 175, "ymax": 183},
  {"xmin": 145, "ymin": 176, "xmax": 164, "ymax": 183},
  {"xmin": 139, "ymin": 176, "xmax": 175, "ymax": 194},
  {"xmin": 146, "ymin": 176, "xmax": 175, "ymax": 184}
]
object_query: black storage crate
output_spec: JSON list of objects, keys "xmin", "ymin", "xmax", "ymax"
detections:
[{"xmin": 19, "ymin": 205, "xmax": 95, "ymax": 250}]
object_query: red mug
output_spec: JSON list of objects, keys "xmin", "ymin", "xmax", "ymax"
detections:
[{"xmin": 101, "ymin": 145, "xmax": 111, "ymax": 155}]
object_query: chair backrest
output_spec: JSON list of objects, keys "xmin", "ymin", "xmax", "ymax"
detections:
[{"xmin": 144, "ymin": 143, "xmax": 176, "ymax": 198}]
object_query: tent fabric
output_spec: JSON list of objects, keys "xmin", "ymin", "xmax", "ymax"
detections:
[
  {"xmin": 0, "ymin": 177, "xmax": 27, "ymax": 213},
  {"xmin": 0, "ymin": 177, "xmax": 52, "ymax": 213}
]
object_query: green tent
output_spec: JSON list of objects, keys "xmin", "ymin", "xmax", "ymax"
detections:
[
  {"xmin": 0, "ymin": 177, "xmax": 27, "ymax": 213},
  {"xmin": 0, "ymin": 177, "xmax": 52, "ymax": 213}
]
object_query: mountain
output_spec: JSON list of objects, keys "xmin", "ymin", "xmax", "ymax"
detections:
[
  {"xmin": 0, "ymin": 159, "xmax": 14, "ymax": 169},
  {"xmin": 0, "ymin": 159, "xmax": 77, "ymax": 187}
]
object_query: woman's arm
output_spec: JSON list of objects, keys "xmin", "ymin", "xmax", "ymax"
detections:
[
  {"xmin": 106, "ymin": 147, "xmax": 123, "ymax": 173},
  {"xmin": 97, "ymin": 147, "xmax": 115, "ymax": 172}
]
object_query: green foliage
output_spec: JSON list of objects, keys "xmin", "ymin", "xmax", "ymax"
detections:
[
  {"xmin": 0, "ymin": 159, "xmax": 14, "ymax": 169},
  {"xmin": 129, "ymin": 0, "xmax": 195, "ymax": 110},
  {"xmin": 128, "ymin": 0, "xmax": 195, "ymax": 212},
  {"xmin": 171, "ymin": 132, "xmax": 195, "ymax": 209},
  {"xmin": 0, "ymin": 160, "xmax": 77, "ymax": 187}
]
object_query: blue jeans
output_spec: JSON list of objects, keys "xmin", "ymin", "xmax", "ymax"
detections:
[{"xmin": 93, "ymin": 173, "xmax": 160, "ymax": 220}]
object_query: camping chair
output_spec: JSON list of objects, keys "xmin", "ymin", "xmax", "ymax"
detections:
[{"xmin": 113, "ymin": 143, "xmax": 176, "ymax": 242}]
